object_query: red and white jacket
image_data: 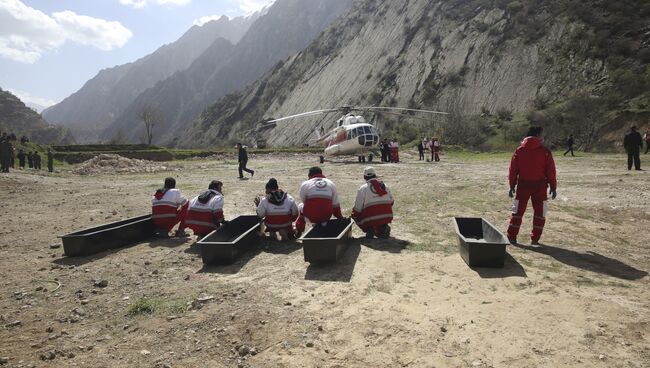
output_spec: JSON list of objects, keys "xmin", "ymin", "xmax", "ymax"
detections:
[
  {"xmin": 152, "ymin": 188, "xmax": 187, "ymax": 229},
  {"xmin": 186, "ymin": 190, "xmax": 224, "ymax": 236},
  {"xmin": 509, "ymin": 136, "xmax": 557, "ymax": 191},
  {"xmin": 299, "ymin": 175, "xmax": 342, "ymax": 223},
  {"xmin": 351, "ymin": 179, "xmax": 394, "ymax": 229},
  {"xmin": 256, "ymin": 190, "xmax": 299, "ymax": 230}
]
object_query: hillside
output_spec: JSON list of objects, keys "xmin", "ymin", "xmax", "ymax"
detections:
[
  {"xmin": 182, "ymin": 0, "xmax": 650, "ymax": 151},
  {"xmin": 42, "ymin": 14, "xmax": 259, "ymax": 142},
  {"xmin": 0, "ymin": 88, "xmax": 73, "ymax": 144},
  {"xmin": 103, "ymin": 0, "xmax": 354, "ymax": 145}
]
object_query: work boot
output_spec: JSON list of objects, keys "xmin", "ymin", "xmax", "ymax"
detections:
[
  {"xmin": 365, "ymin": 228, "xmax": 375, "ymax": 239},
  {"xmin": 251, "ymin": 170, "xmax": 255, "ymax": 177},
  {"xmin": 531, "ymin": 239, "xmax": 540, "ymax": 246},
  {"xmin": 378, "ymin": 225, "xmax": 391, "ymax": 239},
  {"xmin": 508, "ymin": 237, "xmax": 517, "ymax": 245}
]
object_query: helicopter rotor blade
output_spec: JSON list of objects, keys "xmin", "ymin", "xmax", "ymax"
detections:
[
  {"xmin": 355, "ymin": 106, "xmax": 449, "ymax": 115},
  {"xmin": 360, "ymin": 109, "xmax": 436, "ymax": 123},
  {"xmin": 262, "ymin": 108, "xmax": 342, "ymax": 124}
]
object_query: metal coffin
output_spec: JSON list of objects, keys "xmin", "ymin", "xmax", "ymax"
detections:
[
  {"xmin": 60, "ymin": 214, "xmax": 155, "ymax": 257},
  {"xmin": 198, "ymin": 215, "xmax": 261, "ymax": 265},
  {"xmin": 301, "ymin": 218, "xmax": 353, "ymax": 263},
  {"xmin": 453, "ymin": 217, "xmax": 508, "ymax": 268}
]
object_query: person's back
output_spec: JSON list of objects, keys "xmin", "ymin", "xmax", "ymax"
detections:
[
  {"xmin": 624, "ymin": 129, "xmax": 642, "ymax": 152},
  {"xmin": 296, "ymin": 167, "xmax": 343, "ymax": 232},
  {"xmin": 510, "ymin": 137, "xmax": 556, "ymax": 188},
  {"xmin": 186, "ymin": 181, "xmax": 225, "ymax": 237},
  {"xmin": 352, "ymin": 167, "xmax": 394, "ymax": 238},
  {"xmin": 151, "ymin": 177, "xmax": 188, "ymax": 235},
  {"xmin": 257, "ymin": 179, "xmax": 299, "ymax": 233}
]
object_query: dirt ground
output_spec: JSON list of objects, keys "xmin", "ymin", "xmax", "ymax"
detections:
[{"xmin": 0, "ymin": 151, "xmax": 648, "ymax": 368}]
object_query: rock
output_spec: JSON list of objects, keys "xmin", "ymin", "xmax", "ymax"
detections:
[
  {"xmin": 440, "ymin": 326, "xmax": 448, "ymax": 333},
  {"xmin": 197, "ymin": 295, "xmax": 215, "ymax": 303},
  {"xmin": 598, "ymin": 354, "xmax": 606, "ymax": 360},
  {"xmin": 39, "ymin": 351, "xmax": 56, "ymax": 360},
  {"xmin": 49, "ymin": 244, "xmax": 61, "ymax": 249},
  {"xmin": 93, "ymin": 279, "xmax": 108, "ymax": 288},
  {"xmin": 72, "ymin": 307, "xmax": 86, "ymax": 316},
  {"xmin": 317, "ymin": 325, "xmax": 323, "ymax": 331},
  {"xmin": 184, "ymin": 275, "xmax": 190, "ymax": 281},
  {"xmin": 46, "ymin": 326, "xmax": 54, "ymax": 333},
  {"xmin": 472, "ymin": 360, "xmax": 483, "ymax": 367},
  {"xmin": 80, "ymin": 299, "xmax": 90, "ymax": 305},
  {"xmin": 5, "ymin": 320, "xmax": 21, "ymax": 328},
  {"xmin": 284, "ymin": 301, "xmax": 292, "ymax": 306},
  {"xmin": 0, "ymin": 357, "xmax": 8, "ymax": 365},
  {"xmin": 249, "ymin": 347, "xmax": 257, "ymax": 356},
  {"xmin": 306, "ymin": 341, "xmax": 314, "ymax": 348},
  {"xmin": 67, "ymin": 352, "xmax": 75, "ymax": 358},
  {"xmin": 144, "ymin": 261, "xmax": 151, "ymax": 266},
  {"xmin": 152, "ymin": 270, "xmax": 159, "ymax": 275},
  {"xmin": 237, "ymin": 345, "xmax": 250, "ymax": 356},
  {"xmin": 140, "ymin": 350, "xmax": 151, "ymax": 356}
]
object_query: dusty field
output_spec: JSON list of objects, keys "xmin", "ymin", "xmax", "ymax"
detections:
[{"xmin": 0, "ymin": 151, "xmax": 648, "ymax": 368}]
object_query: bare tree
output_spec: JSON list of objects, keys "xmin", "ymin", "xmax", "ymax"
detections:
[{"xmin": 138, "ymin": 105, "xmax": 160, "ymax": 145}]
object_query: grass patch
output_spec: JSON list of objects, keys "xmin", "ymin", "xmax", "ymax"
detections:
[{"xmin": 128, "ymin": 297, "xmax": 161, "ymax": 316}]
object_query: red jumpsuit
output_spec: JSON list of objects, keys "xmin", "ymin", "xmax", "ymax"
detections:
[
  {"xmin": 507, "ymin": 137, "xmax": 557, "ymax": 242},
  {"xmin": 186, "ymin": 189, "xmax": 224, "ymax": 238},
  {"xmin": 295, "ymin": 175, "xmax": 343, "ymax": 233},
  {"xmin": 151, "ymin": 188, "xmax": 188, "ymax": 233}
]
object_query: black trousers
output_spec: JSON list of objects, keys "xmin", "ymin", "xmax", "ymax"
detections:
[
  {"xmin": 627, "ymin": 151, "xmax": 641, "ymax": 170},
  {"xmin": 564, "ymin": 146, "xmax": 574, "ymax": 156},
  {"xmin": 646, "ymin": 142, "xmax": 649, "ymax": 154},
  {"xmin": 418, "ymin": 150, "xmax": 424, "ymax": 160},
  {"xmin": 239, "ymin": 160, "xmax": 254, "ymax": 177}
]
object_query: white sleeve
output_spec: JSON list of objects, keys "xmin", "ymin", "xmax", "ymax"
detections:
[
  {"xmin": 299, "ymin": 181, "xmax": 308, "ymax": 203},
  {"xmin": 211, "ymin": 195, "xmax": 224, "ymax": 212},
  {"xmin": 353, "ymin": 186, "xmax": 365, "ymax": 212},
  {"xmin": 288, "ymin": 195, "xmax": 299, "ymax": 216},
  {"xmin": 330, "ymin": 180, "xmax": 340, "ymax": 207},
  {"xmin": 173, "ymin": 190, "xmax": 187, "ymax": 206},
  {"xmin": 256, "ymin": 199, "xmax": 266, "ymax": 218}
]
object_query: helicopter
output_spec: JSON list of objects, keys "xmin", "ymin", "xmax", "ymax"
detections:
[{"xmin": 257, "ymin": 106, "xmax": 449, "ymax": 163}]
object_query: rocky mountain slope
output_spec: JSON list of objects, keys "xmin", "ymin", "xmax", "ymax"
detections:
[
  {"xmin": 103, "ymin": 0, "xmax": 354, "ymax": 145},
  {"xmin": 183, "ymin": 0, "xmax": 650, "ymax": 150},
  {"xmin": 42, "ymin": 14, "xmax": 259, "ymax": 142},
  {"xmin": 0, "ymin": 88, "xmax": 73, "ymax": 144}
]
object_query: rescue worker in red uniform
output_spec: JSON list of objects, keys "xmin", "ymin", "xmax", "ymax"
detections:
[
  {"xmin": 185, "ymin": 180, "xmax": 225, "ymax": 238},
  {"xmin": 507, "ymin": 127, "xmax": 557, "ymax": 245},
  {"xmin": 295, "ymin": 167, "xmax": 343, "ymax": 234},
  {"xmin": 151, "ymin": 177, "xmax": 189, "ymax": 237},
  {"xmin": 255, "ymin": 178, "xmax": 299, "ymax": 240},
  {"xmin": 429, "ymin": 137, "xmax": 441, "ymax": 162},
  {"xmin": 351, "ymin": 167, "xmax": 394, "ymax": 239}
]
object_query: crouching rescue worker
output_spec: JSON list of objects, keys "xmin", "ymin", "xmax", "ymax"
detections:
[
  {"xmin": 295, "ymin": 167, "xmax": 343, "ymax": 234},
  {"xmin": 185, "ymin": 180, "xmax": 225, "ymax": 238},
  {"xmin": 152, "ymin": 177, "xmax": 188, "ymax": 237},
  {"xmin": 255, "ymin": 178, "xmax": 299, "ymax": 240},
  {"xmin": 351, "ymin": 167, "xmax": 394, "ymax": 238},
  {"xmin": 507, "ymin": 126, "xmax": 557, "ymax": 245}
]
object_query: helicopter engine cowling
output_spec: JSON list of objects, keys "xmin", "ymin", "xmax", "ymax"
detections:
[{"xmin": 324, "ymin": 144, "xmax": 341, "ymax": 156}]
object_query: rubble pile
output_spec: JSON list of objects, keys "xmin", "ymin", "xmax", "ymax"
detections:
[{"xmin": 72, "ymin": 154, "xmax": 168, "ymax": 175}]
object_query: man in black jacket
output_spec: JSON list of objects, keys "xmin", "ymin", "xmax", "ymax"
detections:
[
  {"xmin": 623, "ymin": 126, "xmax": 643, "ymax": 170},
  {"xmin": 236, "ymin": 143, "xmax": 255, "ymax": 179},
  {"xmin": 563, "ymin": 135, "xmax": 575, "ymax": 157}
]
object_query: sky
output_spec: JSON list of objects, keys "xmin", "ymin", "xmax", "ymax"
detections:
[{"xmin": 0, "ymin": 0, "xmax": 273, "ymax": 110}]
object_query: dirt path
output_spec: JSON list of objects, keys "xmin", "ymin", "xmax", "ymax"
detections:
[{"xmin": 0, "ymin": 152, "xmax": 648, "ymax": 367}]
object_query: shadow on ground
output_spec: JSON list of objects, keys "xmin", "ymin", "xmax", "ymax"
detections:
[
  {"xmin": 196, "ymin": 248, "xmax": 262, "ymax": 275},
  {"xmin": 362, "ymin": 237, "xmax": 410, "ymax": 253},
  {"xmin": 471, "ymin": 253, "xmax": 527, "ymax": 279},
  {"xmin": 514, "ymin": 243, "xmax": 648, "ymax": 280},
  {"xmin": 304, "ymin": 241, "xmax": 361, "ymax": 283}
]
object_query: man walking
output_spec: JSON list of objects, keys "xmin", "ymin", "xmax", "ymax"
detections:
[
  {"xmin": 236, "ymin": 143, "xmax": 255, "ymax": 179},
  {"xmin": 623, "ymin": 126, "xmax": 643, "ymax": 170},
  {"xmin": 507, "ymin": 126, "xmax": 557, "ymax": 245},
  {"xmin": 563, "ymin": 134, "xmax": 575, "ymax": 157}
]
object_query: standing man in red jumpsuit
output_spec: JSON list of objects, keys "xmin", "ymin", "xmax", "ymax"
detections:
[{"xmin": 507, "ymin": 127, "xmax": 557, "ymax": 245}]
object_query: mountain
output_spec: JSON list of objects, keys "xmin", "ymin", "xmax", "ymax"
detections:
[
  {"xmin": 182, "ymin": 0, "xmax": 650, "ymax": 150},
  {"xmin": 42, "ymin": 14, "xmax": 259, "ymax": 142},
  {"xmin": 0, "ymin": 88, "xmax": 74, "ymax": 144},
  {"xmin": 103, "ymin": 0, "xmax": 355, "ymax": 146}
]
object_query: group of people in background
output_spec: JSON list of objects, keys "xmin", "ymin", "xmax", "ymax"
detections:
[
  {"xmin": 380, "ymin": 139, "xmax": 400, "ymax": 163},
  {"xmin": 417, "ymin": 137, "xmax": 441, "ymax": 162},
  {"xmin": 151, "ymin": 166, "xmax": 394, "ymax": 241},
  {"xmin": 0, "ymin": 132, "xmax": 54, "ymax": 173}
]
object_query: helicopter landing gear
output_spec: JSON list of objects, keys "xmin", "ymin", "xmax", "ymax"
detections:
[
  {"xmin": 319, "ymin": 156, "xmax": 325, "ymax": 164},
  {"xmin": 368, "ymin": 154, "xmax": 373, "ymax": 162},
  {"xmin": 358, "ymin": 155, "xmax": 366, "ymax": 163}
]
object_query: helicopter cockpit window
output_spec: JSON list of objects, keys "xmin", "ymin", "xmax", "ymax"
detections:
[
  {"xmin": 356, "ymin": 127, "xmax": 364, "ymax": 136},
  {"xmin": 351, "ymin": 129, "xmax": 357, "ymax": 138},
  {"xmin": 347, "ymin": 130, "xmax": 352, "ymax": 139},
  {"xmin": 363, "ymin": 126, "xmax": 371, "ymax": 134}
]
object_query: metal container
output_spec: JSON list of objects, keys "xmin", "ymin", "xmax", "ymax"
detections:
[
  {"xmin": 198, "ymin": 215, "xmax": 262, "ymax": 265},
  {"xmin": 301, "ymin": 218, "xmax": 353, "ymax": 263},
  {"xmin": 60, "ymin": 214, "xmax": 155, "ymax": 257},
  {"xmin": 453, "ymin": 217, "xmax": 508, "ymax": 268}
]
